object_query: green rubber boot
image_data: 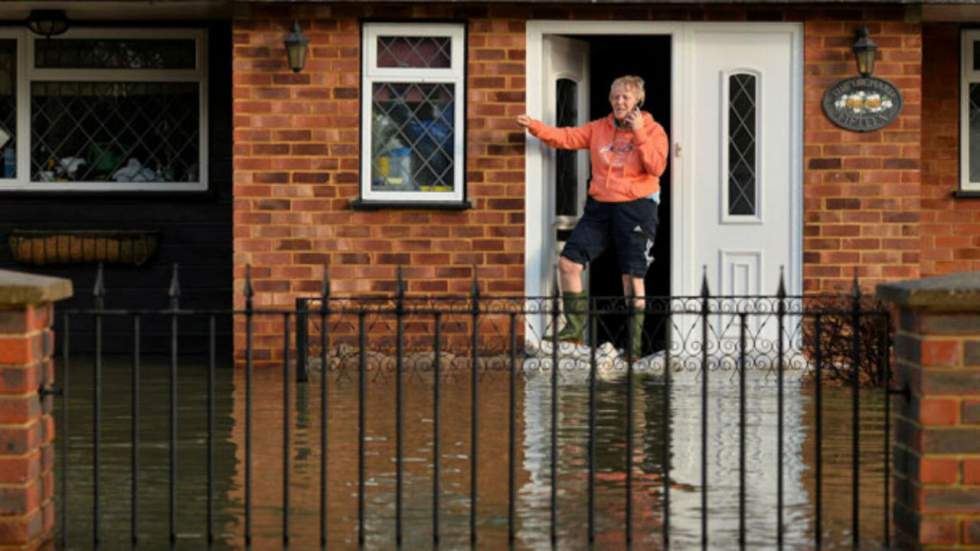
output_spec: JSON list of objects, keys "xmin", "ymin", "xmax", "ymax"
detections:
[
  {"xmin": 628, "ymin": 311, "xmax": 645, "ymax": 359},
  {"xmin": 548, "ymin": 291, "xmax": 587, "ymax": 343}
]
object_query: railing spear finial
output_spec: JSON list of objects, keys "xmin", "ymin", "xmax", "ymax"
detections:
[
  {"xmin": 244, "ymin": 264, "xmax": 254, "ymax": 313},
  {"xmin": 777, "ymin": 265, "xmax": 787, "ymax": 299},
  {"xmin": 471, "ymin": 264, "xmax": 480, "ymax": 317},
  {"xmin": 552, "ymin": 262, "xmax": 561, "ymax": 298},
  {"xmin": 93, "ymin": 262, "xmax": 105, "ymax": 311},
  {"xmin": 168, "ymin": 263, "xmax": 181, "ymax": 310},
  {"xmin": 396, "ymin": 265, "xmax": 406, "ymax": 298},
  {"xmin": 851, "ymin": 267, "xmax": 862, "ymax": 301},
  {"xmin": 700, "ymin": 265, "xmax": 710, "ymax": 298},
  {"xmin": 471, "ymin": 264, "xmax": 480, "ymax": 299},
  {"xmin": 396, "ymin": 265, "xmax": 406, "ymax": 316}
]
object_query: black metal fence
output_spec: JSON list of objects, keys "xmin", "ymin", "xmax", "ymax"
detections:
[{"xmin": 53, "ymin": 263, "xmax": 905, "ymax": 550}]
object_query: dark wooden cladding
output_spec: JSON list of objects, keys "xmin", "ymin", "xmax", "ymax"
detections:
[{"xmin": 0, "ymin": 23, "xmax": 233, "ymax": 355}]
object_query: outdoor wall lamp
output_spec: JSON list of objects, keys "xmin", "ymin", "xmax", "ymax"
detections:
[
  {"xmin": 852, "ymin": 26, "xmax": 878, "ymax": 78},
  {"xmin": 284, "ymin": 21, "xmax": 309, "ymax": 73},
  {"xmin": 26, "ymin": 10, "xmax": 69, "ymax": 39}
]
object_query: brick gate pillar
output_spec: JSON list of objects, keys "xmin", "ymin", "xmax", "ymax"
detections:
[
  {"xmin": 0, "ymin": 270, "xmax": 71, "ymax": 550},
  {"xmin": 878, "ymin": 272, "xmax": 980, "ymax": 549}
]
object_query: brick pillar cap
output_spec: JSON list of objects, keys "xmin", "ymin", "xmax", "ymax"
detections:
[
  {"xmin": 0, "ymin": 269, "xmax": 73, "ymax": 307},
  {"xmin": 877, "ymin": 271, "xmax": 980, "ymax": 311}
]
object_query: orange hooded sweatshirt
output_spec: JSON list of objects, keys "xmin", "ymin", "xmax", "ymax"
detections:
[{"xmin": 528, "ymin": 112, "xmax": 669, "ymax": 203}]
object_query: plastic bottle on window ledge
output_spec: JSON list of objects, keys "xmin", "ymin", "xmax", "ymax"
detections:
[
  {"xmin": 378, "ymin": 154, "xmax": 390, "ymax": 178},
  {"xmin": 1, "ymin": 146, "xmax": 13, "ymax": 178},
  {"xmin": 388, "ymin": 147, "xmax": 412, "ymax": 189},
  {"xmin": 38, "ymin": 156, "xmax": 56, "ymax": 182}
]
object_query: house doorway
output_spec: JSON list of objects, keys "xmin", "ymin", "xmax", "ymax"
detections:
[
  {"xmin": 583, "ymin": 35, "xmax": 671, "ymax": 349},
  {"xmin": 525, "ymin": 22, "xmax": 803, "ymax": 347},
  {"xmin": 536, "ymin": 33, "xmax": 671, "ymax": 351}
]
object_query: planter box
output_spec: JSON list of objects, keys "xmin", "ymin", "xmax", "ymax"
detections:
[{"xmin": 8, "ymin": 229, "xmax": 159, "ymax": 267}]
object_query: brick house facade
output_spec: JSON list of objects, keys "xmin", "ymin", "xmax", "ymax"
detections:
[
  {"xmin": 230, "ymin": 2, "xmax": 970, "ymax": 361},
  {"xmin": 0, "ymin": 2, "xmax": 975, "ymax": 359}
]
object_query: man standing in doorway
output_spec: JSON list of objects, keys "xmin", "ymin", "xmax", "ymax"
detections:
[{"xmin": 517, "ymin": 75, "xmax": 669, "ymax": 357}]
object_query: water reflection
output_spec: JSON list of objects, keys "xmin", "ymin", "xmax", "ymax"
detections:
[
  {"xmin": 56, "ymin": 356, "xmax": 886, "ymax": 550},
  {"xmin": 55, "ymin": 356, "xmax": 240, "ymax": 550}
]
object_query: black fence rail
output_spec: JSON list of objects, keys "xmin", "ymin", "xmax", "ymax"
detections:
[{"xmin": 54, "ymin": 263, "xmax": 905, "ymax": 550}]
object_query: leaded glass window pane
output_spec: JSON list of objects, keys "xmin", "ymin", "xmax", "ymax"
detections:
[
  {"xmin": 556, "ymin": 78, "xmax": 578, "ymax": 217},
  {"xmin": 728, "ymin": 73, "xmax": 757, "ymax": 216},
  {"xmin": 31, "ymin": 82, "xmax": 200, "ymax": 183},
  {"xmin": 377, "ymin": 36, "xmax": 451, "ymax": 69},
  {"xmin": 0, "ymin": 40, "xmax": 16, "ymax": 179},
  {"xmin": 35, "ymin": 39, "xmax": 196, "ymax": 69},
  {"xmin": 970, "ymin": 83, "xmax": 980, "ymax": 183},
  {"xmin": 371, "ymin": 82, "xmax": 454, "ymax": 192}
]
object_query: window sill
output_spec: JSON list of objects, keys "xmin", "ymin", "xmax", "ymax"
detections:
[
  {"xmin": 350, "ymin": 199, "xmax": 472, "ymax": 211},
  {"xmin": 0, "ymin": 188, "xmax": 216, "ymax": 200},
  {"xmin": 952, "ymin": 190, "xmax": 980, "ymax": 199}
]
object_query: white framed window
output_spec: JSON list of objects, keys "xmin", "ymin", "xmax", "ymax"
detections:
[
  {"xmin": 360, "ymin": 22, "xmax": 466, "ymax": 205},
  {"xmin": 0, "ymin": 30, "xmax": 24, "ymax": 185},
  {"xmin": 0, "ymin": 28, "xmax": 208, "ymax": 192},
  {"xmin": 961, "ymin": 30, "xmax": 980, "ymax": 192}
]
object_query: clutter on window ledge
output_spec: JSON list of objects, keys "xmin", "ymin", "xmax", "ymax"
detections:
[
  {"xmin": 8, "ymin": 229, "xmax": 159, "ymax": 266},
  {"xmin": 32, "ymin": 150, "xmax": 195, "ymax": 184}
]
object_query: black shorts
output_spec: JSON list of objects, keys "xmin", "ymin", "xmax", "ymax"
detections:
[{"xmin": 560, "ymin": 197, "xmax": 659, "ymax": 278}]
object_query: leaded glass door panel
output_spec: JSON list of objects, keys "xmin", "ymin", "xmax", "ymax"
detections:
[{"xmin": 543, "ymin": 36, "xmax": 590, "ymax": 294}]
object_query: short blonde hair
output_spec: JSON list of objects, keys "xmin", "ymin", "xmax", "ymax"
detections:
[{"xmin": 609, "ymin": 75, "xmax": 646, "ymax": 107}]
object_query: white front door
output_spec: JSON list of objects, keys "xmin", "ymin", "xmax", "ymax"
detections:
[
  {"xmin": 685, "ymin": 26, "xmax": 801, "ymax": 298},
  {"xmin": 543, "ymin": 36, "xmax": 590, "ymax": 298}
]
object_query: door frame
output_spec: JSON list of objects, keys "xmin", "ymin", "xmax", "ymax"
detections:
[{"xmin": 524, "ymin": 21, "xmax": 803, "ymax": 307}]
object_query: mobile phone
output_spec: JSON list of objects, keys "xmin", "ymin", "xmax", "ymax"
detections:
[{"xmin": 616, "ymin": 106, "xmax": 639, "ymax": 129}]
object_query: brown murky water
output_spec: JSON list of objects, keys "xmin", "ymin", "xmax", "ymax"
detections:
[{"xmin": 56, "ymin": 356, "xmax": 888, "ymax": 550}]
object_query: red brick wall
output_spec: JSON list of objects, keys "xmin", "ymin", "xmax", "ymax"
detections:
[
  {"xmin": 232, "ymin": 4, "xmax": 922, "ymax": 360},
  {"xmin": 889, "ymin": 303, "xmax": 980, "ymax": 548},
  {"xmin": 921, "ymin": 23, "xmax": 980, "ymax": 277},
  {"xmin": 0, "ymin": 302, "xmax": 57, "ymax": 549},
  {"xmin": 803, "ymin": 13, "xmax": 922, "ymax": 292},
  {"xmin": 233, "ymin": 4, "xmax": 530, "ymax": 361}
]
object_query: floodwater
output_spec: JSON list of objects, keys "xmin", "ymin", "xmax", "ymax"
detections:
[{"xmin": 55, "ymin": 355, "xmax": 888, "ymax": 550}]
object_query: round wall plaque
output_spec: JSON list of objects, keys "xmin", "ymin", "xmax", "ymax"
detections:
[{"xmin": 821, "ymin": 76, "xmax": 903, "ymax": 132}]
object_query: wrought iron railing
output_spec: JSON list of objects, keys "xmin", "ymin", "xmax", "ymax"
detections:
[{"xmin": 53, "ymin": 263, "xmax": 905, "ymax": 550}]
